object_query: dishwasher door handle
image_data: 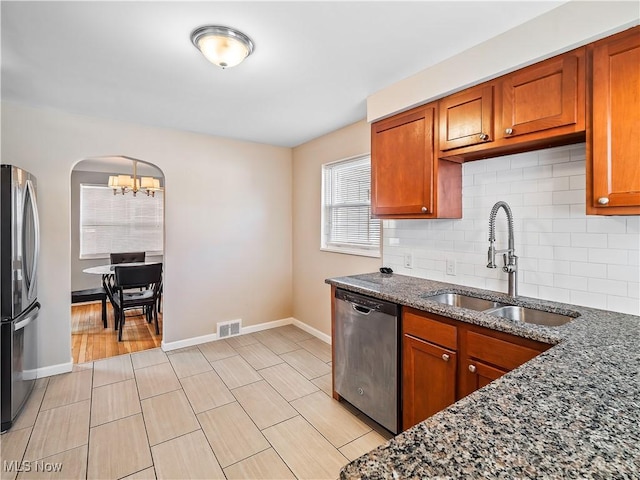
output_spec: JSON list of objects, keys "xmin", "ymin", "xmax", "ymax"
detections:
[{"xmin": 350, "ymin": 303, "xmax": 378, "ymax": 315}]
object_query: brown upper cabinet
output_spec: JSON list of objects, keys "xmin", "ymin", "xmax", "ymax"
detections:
[
  {"xmin": 373, "ymin": 27, "xmax": 638, "ymax": 217},
  {"xmin": 438, "ymin": 48, "xmax": 586, "ymax": 161},
  {"xmin": 500, "ymin": 48, "xmax": 585, "ymax": 142},
  {"xmin": 371, "ymin": 103, "xmax": 461, "ymax": 219},
  {"xmin": 587, "ymin": 26, "xmax": 640, "ymax": 215},
  {"xmin": 439, "ymin": 85, "xmax": 494, "ymax": 153}
]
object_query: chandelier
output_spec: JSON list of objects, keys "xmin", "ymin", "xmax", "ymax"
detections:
[{"xmin": 108, "ymin": 160, "xmax": 162, "ymax": 197}]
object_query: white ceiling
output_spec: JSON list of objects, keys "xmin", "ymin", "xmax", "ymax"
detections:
[{"xmin": 1, "ymin": 1, "xmax": 566, "ymax": 148}]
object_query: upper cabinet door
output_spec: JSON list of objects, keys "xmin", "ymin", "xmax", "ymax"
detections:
[
  {"xmin": 589, "ymin": 27, "xmax": 640, "ymax": 214},
  {"xmin": 371, "ymin": 105, "xmax": 435, "ymax": 216},
  {"xmin": 501, "ymin": 49, "xmax": 585, "ymax": 139},
  {"xmin": 439, "ymin": 85, "xmax": 494, "ymax": 152}
]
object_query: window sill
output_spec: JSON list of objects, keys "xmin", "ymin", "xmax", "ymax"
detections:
[{"xmin": 320, "ymin": 247, "xmax": 381, "ymax": 258}]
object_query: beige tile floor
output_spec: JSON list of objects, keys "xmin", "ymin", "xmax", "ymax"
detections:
[{"xmin": 1, "ymin": 325, "xmax": 393, "ymax": 480}]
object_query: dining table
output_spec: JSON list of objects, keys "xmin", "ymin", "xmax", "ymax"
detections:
[{"xmin": 82, "ymin": 261, "xmax": 162, "ymax": 328}]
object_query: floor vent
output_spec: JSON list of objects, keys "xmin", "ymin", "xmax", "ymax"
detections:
[{"xmin": 217, "ymin": 319, "xmax": 242, "ymax": 338}]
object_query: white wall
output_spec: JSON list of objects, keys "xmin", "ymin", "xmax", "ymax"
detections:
[
  {"xmin": 292, "ymin": 120, "xmax": 380, "ymax": 336},
  {"xmin": 1, "ymin": 102, "xmax": 293, "ymax": 370},
  {"xmin": 368, "ymin": 1, "xmax": 640, "ymax": 122},
  {"xmin": 383, "ymin": 144, "xmax": 640, "ymax": 315}
]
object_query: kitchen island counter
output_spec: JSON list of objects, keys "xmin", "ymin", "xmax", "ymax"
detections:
[{"xmin": 326, "ymin": 273, "xmax": 639, "ymax": 479}]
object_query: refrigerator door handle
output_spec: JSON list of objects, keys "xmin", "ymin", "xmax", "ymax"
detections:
[
  {"xmin": 14, "ymin": 302, "xmax": 40, "ymax": 332},
  {"xmin": 24, "ymin": 179, "xmax": 40, "ymax": 301}
]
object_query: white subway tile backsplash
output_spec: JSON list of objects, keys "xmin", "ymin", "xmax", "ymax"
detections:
[
  {"xmin": 552, "ymin": 161, "xmax": 584, "ymax": 177},
  {"xmin": 606, "ymin": 296, "xmax": 640, "ymax": 315},
  {"xmin": 607, "ymin": 265, "xmax": 640, "ymax": 283},
  {"xmin": 524, "ymin": 192, "xmax": 553, "ymax": 205},
  {"xmin": 554, "ymin": 274, "xmax": 588, "ymax": 291},
  {"xmin": 552, "ymin": 189, "xmax": 585, "ymax": 205},
  {"xmin": 523, "ymin": 165, "xmax": 553, "ymax": 180},
  {"xmin": 587, "ymin": 248, "xmax": 628, "ymax": 265},
  {"xmin": 570, "ymin": 261, "xmax": 607, "ymax": 278},
  {"xmin": 474, "ymin": 171, "xmax": 497, "ymax": 185},
  {"xmin": 538, "ymin": 286, "xmax": 571, "ymax": 303},
  {"xmin": 463, "ymin": 161, "xmax": 487, "ymax": 175},
  {"xmin": 553, "ymin": 246, "xmax": 588, "ymax": 262},
  {"xmin": 587, "ymin": 217, "xmax": 627, "ymax": 234},
  {"xmin": 538, "ymin": 205, "xmax": 572, "ymax": 219},
  {"xmin": 607, "ymin": 234, "xmax": 639, "ymax": 250},
  {"xmin": 569, "ymin": 175, "xmax": 586, "ymax": 190},
  {"xmin": 551, "ymin": 219, "xmax": 586, "ymax": 233},
  {"xmin": 539, "ymin": 232, "xmax": 571, "ymax": 247},
  {"xmin": 538, "ymin": 177, "xmax": 569, "ymax": 192},
  {"xmin": 539, "ymin": 146, "xmax": 572, "ymax": 164},
  {"xmin": 626, "ymin": 217, "xmax": 639, "ymax": 234},
  {"xmin": 570, "ymin": 233, "xmax": 607, "ymax": 249},
  {"xmin": 588, "ymin": 278, "xmax": 627, "ymax": 296},
  {"xmin": 538, "ymin": 259, "xmax": 570, "ymax": 275},
  {"xmin": 509, "ymin": 151, "xmax": 539, "ymax": 168},
  {"xmin": 383, "ymin": 144, "xmax": 640, "ymax": 315},
  {"xmin": 570, "ymin": 291, "xmax": 607, "ymax": 310}
]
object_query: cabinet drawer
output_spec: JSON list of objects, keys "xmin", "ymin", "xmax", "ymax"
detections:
[
  {"xmin": 403, "ymin": 310, "xmax": 457, "ymax": 350},
  {"xmin": 466, "ymin": 331, "xmax": 540, "ymax": 371}
]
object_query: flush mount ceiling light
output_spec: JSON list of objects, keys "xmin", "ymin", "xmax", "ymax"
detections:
[{"xmin": 191, "ymin": 25, "xmax": 254, "ymax": 69}]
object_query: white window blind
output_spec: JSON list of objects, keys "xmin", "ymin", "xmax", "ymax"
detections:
[
  {"xmin": 80, "ymin": 185, "xmax": 164, "ymax": 259},
  {"xmin": 321, "ymin": 155, "xmax": 380, "ymax": 256}
]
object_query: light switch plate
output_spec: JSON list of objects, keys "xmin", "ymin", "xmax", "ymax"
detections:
[
  {"xmin": 446, "ymin": 258, "xmax": 456, "ymax": 276},
  {"xmin": 404, "ymin": 253, "xmax": 413, "ymax": 269}
]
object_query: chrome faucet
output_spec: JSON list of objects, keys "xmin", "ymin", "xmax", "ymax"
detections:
[{"xmin": 487, "ymin": 201, "xmax": 518, "ymax": 297}]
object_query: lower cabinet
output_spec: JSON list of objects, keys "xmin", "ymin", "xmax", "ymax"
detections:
[
  {"xmin": 402, "ymin": 334, "xmax": 457, "ymax": 430},
  {"xmin": 401, "ymin": 307, "xmax": 550, "ymax": 431}
]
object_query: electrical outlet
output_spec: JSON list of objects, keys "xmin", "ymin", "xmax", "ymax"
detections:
[
  {"xmin": 404, "ymin": 253, "xmax": 413, "ymax": 269},
  {"xmin": 446, "ymin": 258, "xmax": 456, "ymax": 276}
]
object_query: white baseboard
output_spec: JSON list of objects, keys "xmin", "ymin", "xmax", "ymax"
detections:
[
  {"xmin": 161, "ymin": 316, "xmax": 332, "ymax": 351},
  {"xmin": 161, "ymin": 332, "xmax": 219, "ymax": 352},
  {"xmin": 292, "ymin": 318, "xmax": 331, "ymax": 345},
  {"xmin": 36, "ymin": 358, "xmax": 73, "ymax": 378},
  {"xmin": 241, "ymin": 317, "xmax": 294, "ymax": 334}
]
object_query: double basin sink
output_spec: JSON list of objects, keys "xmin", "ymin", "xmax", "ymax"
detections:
[{"xmin": 424, "ymin": 293, "xmax": 577, "ymax": 327}]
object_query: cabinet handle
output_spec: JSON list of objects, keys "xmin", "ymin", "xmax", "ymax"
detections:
[
  {"xmin": 597, "ymin": 197, "xmax": 610, "ymax": 205},
  {"xmin": 479, "ymin": 133, "xmax": 489, "ymax": 141},
  {"xmin": 505, "ymin": 128, "xmax": 514, "ymax": 135},
  {"xmin": 421, "ymin": 206, "xmax": 428, "ymax": 213},
  {"xmin": 468, "ymin": 365, "xmax": 477, "ymax": 373},
  {"xmin": 442, "ymin": 354, "xmax": 450, "ymax": 362}
]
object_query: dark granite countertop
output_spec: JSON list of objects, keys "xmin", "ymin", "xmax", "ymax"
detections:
[{"xmin": 326, "ymin": 273, "xmax": 640, "ymax": 479}]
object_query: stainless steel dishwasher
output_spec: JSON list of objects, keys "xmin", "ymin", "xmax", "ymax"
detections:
[{"xmin": 334, "ymin": 288, "xmax": 399, "ymax": 434}]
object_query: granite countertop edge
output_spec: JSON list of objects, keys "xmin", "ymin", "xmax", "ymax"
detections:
[{"xmin": 327, "ymin": 272, "xmax": 640, "ymax": 479}]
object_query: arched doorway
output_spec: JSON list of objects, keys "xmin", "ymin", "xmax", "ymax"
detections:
[{"xmin": 70, "ymin": 156, "xmax": 165, "ymax": 363}]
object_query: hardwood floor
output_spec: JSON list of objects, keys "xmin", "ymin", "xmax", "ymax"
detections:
[{"xmin": 72, "ymin": 302, "xmax": 162, "ymax": 364}]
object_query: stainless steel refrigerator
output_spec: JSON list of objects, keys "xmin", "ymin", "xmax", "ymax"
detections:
[{"xmin": 1, "ymin": 165, "xmax": 40, "ymax": 432}]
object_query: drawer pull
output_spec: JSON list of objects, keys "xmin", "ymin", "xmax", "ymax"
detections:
[
  {"xmin": 442, "ymin": 354, "xmax": 450, "ymax": 362},
  {"xmin": 468, "ymin": 364, "xmax": 477, "ymax": 373},
  {"xmin": 597, "ymin": 197, "xmax": 610, "ymax": 205}
]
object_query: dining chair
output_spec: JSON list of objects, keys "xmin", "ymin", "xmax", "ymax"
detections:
[
  {"xmin": 113, "ymin": 263, "xmax": 163, "ymax": 341},
  {"xmin": 110, "ymin": 251, "xmax": 146, "ymax": 264}
]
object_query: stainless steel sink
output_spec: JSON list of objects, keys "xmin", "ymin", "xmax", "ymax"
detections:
[
  {"xmin": 485, "ymin": 305, "xmax": 575, "ymax": 326},
  {"xmin": 424, "ymin": 293, "xmax": 504, "ymax": 312}
]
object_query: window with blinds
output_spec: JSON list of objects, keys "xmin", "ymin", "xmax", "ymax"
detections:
[
  {"xmin": 79, "ymin": 184, "xmax": 164, "ymax": 259},
  {"xmin": 321, "ymin": 155, "xmax": 380, "ymax": 257}
]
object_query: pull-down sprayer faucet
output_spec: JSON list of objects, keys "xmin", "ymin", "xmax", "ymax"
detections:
[{"xmin": 487, "ymin": 201, "xmax": 518, "ymax": 297}]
